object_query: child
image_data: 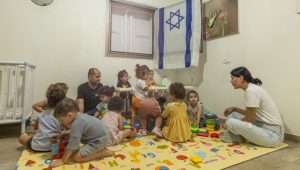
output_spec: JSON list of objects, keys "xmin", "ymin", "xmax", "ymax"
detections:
[
  {"xmin": 102, "ymin": 96, "xmax": 135, "ymax": 145},
  {"xmin": 18, "ymin": 83, "xmax": 66, "ymax": 151},
  {"xmin": 117, "ymin": 69, "xmax": 131, "ymax": 88},
  {"xmin": 132, "ymin": 64, "xmax": 162, "ymax": 136},
  {"xmin": 116, "ymin": 70, "xmax": 132, "ymax": 115},
  {"xmin": 94, "ymin": 86, "xmax": 115, "ymax": 119},
  {"xmin": 51, "ymin": 98, "xmax": 114, "ymax": 167},
  {"xmin": 162, "ymin": 82, "xmax": 191, "ymax": 142},
  {"xmin": 32, "ymin": 82, "xmax": 69, "ymax": 113},
  {"xmin": 146, "ymin": 69, "xmax": 156, "ymax": 86},
  {"xmin": 186, "ymin": 90, "xmax": 203, "ymax": 128}
]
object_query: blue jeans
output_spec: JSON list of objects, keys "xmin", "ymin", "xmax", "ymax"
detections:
[{"xmin": 226, "ymin": 112, "xmax": 283, "ymax": 147}]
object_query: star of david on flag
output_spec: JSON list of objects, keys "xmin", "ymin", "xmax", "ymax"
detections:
[
  {"xmin": 154, "ymin": 0, "xmax": 202, "ymax": 69},
  {"xmin": 165, "ymin": 9, "xmax": 185, "ymax": 31}
]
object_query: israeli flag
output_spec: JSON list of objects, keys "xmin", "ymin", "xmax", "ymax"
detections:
[{"xmin": 154, "ymin": 0, "xmax": 202, "ymax": 69}]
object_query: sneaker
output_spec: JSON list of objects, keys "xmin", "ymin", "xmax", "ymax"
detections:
[
  {"xmin": 220, "ymin": 130, "xmax": 243, "ymax": 143},
  {"xmin": 152, "ymin": 127, "xmax": 162, "ymax": 137}
]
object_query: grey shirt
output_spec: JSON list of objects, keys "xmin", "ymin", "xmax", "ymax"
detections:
[{"xmin": 67, "ymin": 113, "xmax": 108, "ymax": 151}]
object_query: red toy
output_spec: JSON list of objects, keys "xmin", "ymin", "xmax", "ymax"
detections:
[
  {"xmin": 210, "ymin": 132, "xmax": 220, "ymax": 138},
  {"xmin": 197, "ymin": 133, "xmax": 209, "ymax": 137},
  {"xmin": 52, "ymin": 134, "xmax": 69, "ymax": 160}
]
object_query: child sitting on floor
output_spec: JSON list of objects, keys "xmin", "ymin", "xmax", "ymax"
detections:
[
  {"xmin": 51, "ymin": 98, "xmax": 114, "ymax": 167},
  {"xmin": 32, "ymin": 82, "xmax": 69, "ymax": 113},
  {"xmin": 29, "ymin": 83, "xmax": 68, "ymax": 132},
  {"xmin": 186, "ymin": 90, "xmax": 203, "ymax": 128},
  {"xmin": 117, "ymin": 69, "xmax": 131, "ymax": 88},
  {"xmin": 19, "ymin": 82, "xmax": 66, "ymax": 151},
  {"xmin": 162, "ymin": 82, "xmax": 191, "ymax": 142},
  {"xmin": 94, "ymin": 86, "xmax": 115, "ymax": 119},
  {"xmin": 132, "ymin": 64, "xmax": 162, "ymax": 136},
  {"xmin": 102, "ymin": 96, "xmax": 136, "ymax": 146}
]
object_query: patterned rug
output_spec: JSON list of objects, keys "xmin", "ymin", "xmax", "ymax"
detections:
[{"xmin": 17, "ymin": 135, "xmax": 288, "ymax": 170}]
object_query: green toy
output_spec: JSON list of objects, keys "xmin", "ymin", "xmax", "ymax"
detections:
[
  {"xmin": 191, "ymin": 125, "xmax": 200, "ymax": 133},
  {"xmin": 123, "ymin": 119, "xmax": 132, "ymax": 129}
]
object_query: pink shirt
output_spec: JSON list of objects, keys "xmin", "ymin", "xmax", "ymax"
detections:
[{"xmin": 102, "ymin": 111, "xmax": 125, "ymax": 145}]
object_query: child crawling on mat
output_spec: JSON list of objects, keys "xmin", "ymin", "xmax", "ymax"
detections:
[{"xmin": 50, "ymin": 98, "xmax": 114, "ymax": 167}]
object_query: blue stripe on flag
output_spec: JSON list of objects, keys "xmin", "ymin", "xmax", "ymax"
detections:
[
  {"xmin": 185, "ymin": 0, "xmax": 192, "ymax": 67},
  {"xmin": 158, "ymin": 8, "xmax": 164, "ymax": 69}
]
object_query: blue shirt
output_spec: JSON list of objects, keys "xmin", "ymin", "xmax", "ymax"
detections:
[{"xmin": 31, "ymin": 109, "xmax": 61, "ymax": 151}]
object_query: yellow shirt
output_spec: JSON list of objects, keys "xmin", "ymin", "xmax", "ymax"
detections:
[{"xmin": 162, "ymin": 101, "xmax": 191, "ymax": 142}]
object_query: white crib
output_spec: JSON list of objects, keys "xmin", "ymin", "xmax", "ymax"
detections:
[{"xmin": 0, "ymin": 61, "xmax": 35, "ymax": 133}]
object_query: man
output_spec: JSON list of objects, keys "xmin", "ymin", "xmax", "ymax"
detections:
[{"xmin": 77, "ymin": 68, "xmax": 103, "ymax": 114}]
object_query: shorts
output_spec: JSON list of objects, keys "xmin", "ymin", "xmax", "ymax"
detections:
[
  {"xmin": 79, "ymin": 136, "xmax": 108, "ymax": 157},
  {"xmin": 26, "ymin": 137, "xmax": 48, "ymax": 152}
]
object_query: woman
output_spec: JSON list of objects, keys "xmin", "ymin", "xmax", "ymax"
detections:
[{"xmin": 222, "ymin": 67, "xmax": 284, "ymax": 147}]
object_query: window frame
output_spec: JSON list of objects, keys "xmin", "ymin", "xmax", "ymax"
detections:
[{"xmin": 106, "ymin": 0, "xmax": 155, "ymax": 59}]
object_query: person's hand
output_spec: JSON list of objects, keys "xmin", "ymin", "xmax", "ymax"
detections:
[
  {"xmin": 224, "ymin": 107, "xmax": 236, "ymax": 117},
  {"xmin": 123, "ymin": 129, "xmax": 135, "ymax": 138},
  {"xmin": 50, "ymin": 159, "xmax": 64, "ymax": 168}
]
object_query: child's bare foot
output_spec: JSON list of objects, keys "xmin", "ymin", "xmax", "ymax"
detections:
[
  {"xmin": 99, "ymin": 148, "xmax": 115, "ymax": 158},
  {"xmin": 152, "ymin": 127, "xmax": 162, "ymax": 137}
]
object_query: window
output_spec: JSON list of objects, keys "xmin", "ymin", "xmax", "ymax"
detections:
[{"xmin": 107, "ymin": 1, "xmax": 154, "ymax": 59}]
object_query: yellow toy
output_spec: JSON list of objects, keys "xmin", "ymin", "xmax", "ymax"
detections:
[{"xmin": 190, "ymin": 155, "xmax": 202, "ymax": 164}]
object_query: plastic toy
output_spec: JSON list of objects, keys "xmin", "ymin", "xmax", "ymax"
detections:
[
  {"xmin": 51, "ymin": 133, "xmax": 69, "ymax": 160},
  {"xmin": 190, "ymin": 155, "xmax": 202, "ymax": 164},
  {"xmin": 50, "ymin": 136, "xmax": 59, "ymax": 159},
  {"xmin": 199, "ymin": 112, "xmax": 221, "ymax": 131},
  {"xmin": 206, "ymin": 118, "xmax": 216, "ymax": 131},
  {"xmin": 123, "ymin": 119, "xmax": 132, "ymax": 129},
  {"xmin": 191, "ymin": 125, "xmax": 199, "ymax": 133},
  {"xmin": 210, "ymin": 132, "xmax": 220, "ymax": 138},
  {"xmin": 198, "ymin": 128, "xmax": 207, "ymax": 133},
  {"xmin": 197, "ymin": 133, "xmax": 209, "ymax": 137}
]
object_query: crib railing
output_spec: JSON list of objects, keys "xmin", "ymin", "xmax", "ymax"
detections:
[{"xmin": 0, "ymin": 61, "xmax": 35, "ymax": 133}]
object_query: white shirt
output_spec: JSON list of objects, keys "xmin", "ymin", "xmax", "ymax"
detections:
[
  {"xmin": 134, "ymin": 79, "xmax": 147, "ymax": 99},
  {"xmin": 244, "ymin": 83, "xmax": 283, "ymax": 127}
]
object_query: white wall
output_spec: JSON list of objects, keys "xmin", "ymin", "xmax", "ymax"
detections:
[
  {"xmin": 1, "ymin": 0, "xmax": 299, "ymax": 136},
  {"xmin": 0, "ymin": 0, "xmax": 176, "ymax": 100},
  {"xmin": 199, "ymin": 0, "xmax": 300, "ymax": 136}
]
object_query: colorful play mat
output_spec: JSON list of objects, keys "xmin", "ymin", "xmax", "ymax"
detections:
[{"xmin": 17, "ymin": 135, "xmax": 288, "ymax": 170}]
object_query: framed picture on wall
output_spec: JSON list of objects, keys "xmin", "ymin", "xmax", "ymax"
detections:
[{"xmin": 203, "ymin": 0, "xmax": 239, "ymax": 40}]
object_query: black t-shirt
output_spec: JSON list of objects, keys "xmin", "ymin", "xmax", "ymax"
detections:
[{"xmin": 77, "ymin": 82, "xmax": 103, "ymax": 113}]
